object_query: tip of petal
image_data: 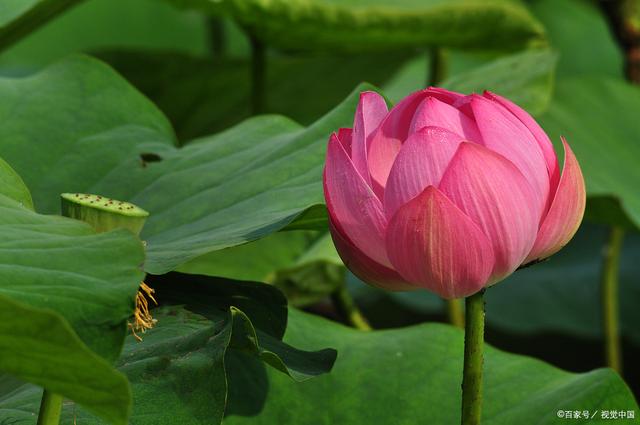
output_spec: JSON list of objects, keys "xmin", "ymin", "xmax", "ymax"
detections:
[
  {"xmin": 359, "ymin": 90, "xmax": 383, "ymax": 102},
  {"xmin": 454, "ymin": 140, "xmax": 483, "ymax": 155},
  {"xmin": 469, "ymin": 93, "xmax": 487, "ymax": 103},
  {"xmin": 525, "ymin": 135, "xmax": 585, "ymax": 262},
  {"xmin": 327, "ymin": 132, "xmax": 341, "ymax": 148}
]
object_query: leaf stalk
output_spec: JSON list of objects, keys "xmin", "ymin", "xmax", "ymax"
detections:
[
  {"xmin": 249, "ymin": 33, "xmax": 266, "ymax": 115},
  {"xmin": 331, "ymin": 284, "xmax": 372, "ymax": 331},
  {"xmin": 601, "ymin": 226, "xmax": 624, "ymax": 373},
  {"xmin": 37, "ymin": 390, "xmax": 63, "ymax": 425}
]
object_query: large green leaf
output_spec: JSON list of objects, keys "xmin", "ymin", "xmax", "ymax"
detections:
[
  {"xmin": 144, "ymin": 273, "xmax": 337, "ymax": 381},
  {"xmin": 0, "ymin": 0, "xmax": 210, "ymax": 74},
  {"xmin": 0, "ymin": 54, "xmax": 176, "ymax": 214},
  {"xmin": 0, "ymin": 55, "xmax": 363, "ymax": 274},
  {"xmin": 0, "ymin": 296, "xmax": 131, "ymax": 425},
  {"xmin": 0, "ymin": 162, "xmax": 144, "ymax": 424},
  {"xmin": 10, "ymin": 307, "xmax": 636, "ymax": 424},
  {"xmin": 443, "ymin": 49, "xmax": 557, "ymax": 115},
  {"xmin": 98, "ymin": 50, "xmax": 412, "ymax": 140},
  {"xmin": 0, "ymin": 155, "xmax": 32, "ymax": 209},
  {"xmin": 383, "ymin": 49, "xmax": 557, "ymax": 115},
  {"xmin": 539, "ymin": 77, "xmax": 640, "ymax": 228},
  {"xmin": 0, "ymin": 275, "xmax": 337, "ymax": 425},
  {"xmin": 176, "ymin": 231, "xmax": 321, "ymax": 282},
  {"xmin": 220, "ymin": 309, "xmax": 638, "ymax": 425},
  {"xmin": 166, "ymin": 0, "xmax": 545, "ymax": 51},
  {"xmin": 0, "ymin": 192, "xmax": 145, "ymax": 360},
  {"xmin": 126, "ymin": 108, "xmax": 349, "ymax": 274},
  {"xmin": 529, "ymin": 0, "xmax": 623, "ymax": 78}
]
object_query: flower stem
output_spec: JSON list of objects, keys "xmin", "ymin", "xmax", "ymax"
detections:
[
  {"xmin": 37, "ymin": 390, "xmax": 63, "ymax": 425},
  {"xmin": 249, "ymin": 33, "xmax": 266, "ymax": 115},
  {"xmin": 208, "ymin": 17, "xmax": 226, "ymax": 59},
  {"xmin": 601, "ymin": 226, "xmax": 625, "ymax": 373},
  {"xmin": 427, "ymin": 47, "xmax": 448, "ymax": 86},
  {"xmin": 461, "ymin": 289, "xmax": 485, "ymax": 425},
  {"xmin": 446, "ymin": 298, "xmax": 465, "ymax": 328},
  {"xmin": 331, "ymin": 284, "xmax": 372, "ymax": 331}
]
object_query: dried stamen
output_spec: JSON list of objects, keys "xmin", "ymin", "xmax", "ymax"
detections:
[{"xmin": 129, "ymin": 282, "xmax": 157, "ymax": 341}]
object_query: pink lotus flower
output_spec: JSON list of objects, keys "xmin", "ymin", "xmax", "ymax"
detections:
[{"xmin": 323, "ymin": 88, "xmax": 586, "ymax": 299}]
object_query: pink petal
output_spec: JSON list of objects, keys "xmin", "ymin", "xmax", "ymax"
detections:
[
  {"xmin": 351, "ymin": 92, "xmax": 388, "ymax": 184},
  {"xmin": 483, "ymin": 91, "xmax": 560, "ymax": 203},
  {"xmin": 425, "ymin": 87, "xmax": 474, "ymax": 116},
  {"xmin": 329, "ymin": 218, "xmax": 414, "ymax": 291},
  {"xmin": 323, "ymin": 135, "xmax": 391, "ymax": 267},
  {"xmin": 367, "ymin": 135, "xmax": 401, "ymax": 198},
  {"xmin": 439, "ymin": 143, "xmax": 541, "ymax": 281},
  {"xmin": 367, "ymin": 89, "xmax": 431, "ymax": 194},
  {"xmin": 470, "ymin": 95, "xmax": 550, "ymax": 214},
  {"xmin": 336, "ymin": 128, "xmax": 353, "ymax": 154},
  {"xmin": 383, "ymin": 126, "xmax": 464, "ymax": 220},
  {"xmin": 385, "ymin": 186, "xmax": 494, "ymax": 299},
  {"xmin": 424, "ymin": 87, "xmax": 467, "ymax": 105},
  {"xmin": 525, "ymin": 138, "xmax": 586, "ymax": 262},
  {"xmin": 409, "ymin": 97, "xmax": 482, "ymax": 143}
]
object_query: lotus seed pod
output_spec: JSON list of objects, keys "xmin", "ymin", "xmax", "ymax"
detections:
[{"xmin": 60, "ymin": 193, "xmax": 149, "ymax": 235}]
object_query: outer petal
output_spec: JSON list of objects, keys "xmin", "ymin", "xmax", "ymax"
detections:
[
  {"xmin": 525, "ymin": 138, "xmax": 586, "ymax": 262},
  {"xmin": 410, "ymin": 97, "xmax": 482, "ymax": 142},
  {"xmin": 470, "ymin": 95, "xmax": 550, "ymax": 214},
  {"xmin": 336, "ymin": 128, "xmax": 353, "ymax": 154},
  {"xmin": 425, "ymin": 87, "xmax": 474, "ymax": 116},
  {"xmin": 329, "ymin": 218, "xmax": 414, "ymax": 291},
  {"xmin": 439, "ymin": 143, "xmax": 541, "ymax": 281},
  {"xmin": 323, "ymin": 134, "xmax": 390, "ymax": 267},
  {"xmin": 351, "ymin": 91, "xmax": 388, "ymax": 184},
  {"xmin": 367, "ymin": 89, "xmax": 430, "ymax": 194},
  {"xmin": 483, "ymin": 91, "xmax": 560, "ymax": 199},
  {"xmin": 383, "ymin": 126, "xmax": 464, "ymax": 220},
  {"xmin": 424, "ymin": 87, "xmax": 466, "ymax": 105},
  {"xmin": 386, "ymin": 186, "xmax": 494, "ymax": 299}
]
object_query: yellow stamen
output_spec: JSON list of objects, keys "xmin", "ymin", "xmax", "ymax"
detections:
[{"xmin": 129, "ymin": 281, "xmax": 157, "ymax": 341}]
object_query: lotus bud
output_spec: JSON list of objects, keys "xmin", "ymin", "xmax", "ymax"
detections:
[{"xmin": 323, "ymin": 88, "xmax": 586, "ymax": 299}]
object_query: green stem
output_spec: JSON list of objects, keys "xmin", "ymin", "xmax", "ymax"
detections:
[
  {"xmin": 207, "ymin": 17, "xmax": 226, "ymax": 59},
  {"xmin": 446, "ymin": 298, "xmax": 465, "ymax": 328},
  {"xmin": 249, "ymin": 33, "xmax": 266, "ymax": 115},
  {"xmin": 601, "ymin": 226, "xmax": 625, "ymax": 373},
  {"xmin": 427, "ymin": 47, "xmax": 448, "ymax": 87},
  {"xmin": 37, "ymin": 390, "xmax": 63, "ymax": 425},
  {"xmin": 0, "ymin": 0, "xmax": 86, "ymax": 53},
  {"xmin": 461, "ymin": 289, "xmax": 485, "ymax": 425},
  {"xmin": 331, "ymin": 284, "xmax": 372, "ymax": 331}
]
